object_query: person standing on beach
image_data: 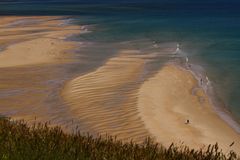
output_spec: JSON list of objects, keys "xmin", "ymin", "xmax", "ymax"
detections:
[
  {"xmin": 206, "ymin": 76, "xmax": 209, "ymax": 85},
  {"xmin": 176, "ymin": 43, "xmax": 180, "ymax": 52},
  {"xmin": 153, "ymin": 41, "xmax": 158, "ymax": 48},
  {"xmin": 185, "ymin": 57, "xmax": 192, "ymax": 69},
  {"xmin": 200, "ymin": 78, "xmax": 203, "ymax": 85}
]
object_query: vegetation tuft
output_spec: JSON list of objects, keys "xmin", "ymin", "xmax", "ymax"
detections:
[{"xmin": 0, "ymin": 117, "xmax": 238, "ymax": 160}]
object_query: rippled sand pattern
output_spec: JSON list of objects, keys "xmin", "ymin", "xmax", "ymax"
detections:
[{"xmin": 62, "ymin": 51, "xmax": 151, "ymax": 142}]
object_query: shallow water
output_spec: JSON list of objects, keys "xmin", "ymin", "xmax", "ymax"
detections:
[{"xmin": 72, "ymin": 11, "xmax": 240, "ymax": 123}]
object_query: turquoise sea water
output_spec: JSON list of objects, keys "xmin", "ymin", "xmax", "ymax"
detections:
[{"xmin": 1, "ymin": 1, "xmax": 240, "ymax": 127}]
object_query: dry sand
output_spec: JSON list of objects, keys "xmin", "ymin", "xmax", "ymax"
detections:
[
  {"xmin": 138, "ymin": 64, "xmax": 240, "ymax": 154},
  {"xmin": 0, "ymin": 16, "xmax": 81, "ymax": 68}
]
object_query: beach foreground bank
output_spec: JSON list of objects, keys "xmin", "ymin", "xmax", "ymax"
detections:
[{"xmin": 138, "ymin": 64, "xmax": 240, "ymax": 154}]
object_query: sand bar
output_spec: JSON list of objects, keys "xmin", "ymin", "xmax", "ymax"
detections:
[
  {"xmin": 0, "ymin": 16, "xmax": 82, "ymax": 127},
  {"xmin": 138, "ymin": 64, "xmax": 240, "ymax": 154},
  {"xmin": 62, "ymin": 51, "xmax": 150, "ymax": 142},
  {"xmin": 0, "ymin": 16, "xmax": 81, "ymax": 68}
]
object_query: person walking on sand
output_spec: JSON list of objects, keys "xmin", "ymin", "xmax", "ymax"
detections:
[
  {"xmin": 176, "ymin": 43, "xmax": 180, "ymax": 52},
  {"xmin": 206, "ymin": 76, "xmax": 209, "ymax": 85},
  {"xmin": 153, "ymin": 41, "xmax": 158, "ymax": 48},
  {"xmin": 229, "ymin": 141, "xmax": 235, "ymax": 147}
]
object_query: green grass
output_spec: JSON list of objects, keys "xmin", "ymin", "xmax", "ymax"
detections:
[{"xmin": 0, "ymin": 117, "xmax": 238, "ymax": 160}]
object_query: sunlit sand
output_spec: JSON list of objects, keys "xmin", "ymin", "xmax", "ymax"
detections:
[
  {"xmin": 138, "ymin": 65, "xmax": 240, "ymax": 153},
  {"xmin": 0, "ymin": 16, "xmax": 239, "ymax": 154}
]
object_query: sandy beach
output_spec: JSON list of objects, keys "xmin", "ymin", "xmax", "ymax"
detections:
[
  {"xmin": 138, "ymin": 64, "xmax": 240, "ymax": 154},
  {"xmin": 0, "ymin": 16, "xmax": 81, "ymax": 68},
  {"xmin": 0, "ymin": 16, "xmax": 239, "ymax": 155},
  {"xmin": 62, "ymin": 44, "xmax": 240, "ymax": 153}
]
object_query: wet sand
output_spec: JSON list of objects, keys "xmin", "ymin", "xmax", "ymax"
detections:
[
  {"xmin": 138, "ymin": 64, "xmax": 240, "ymax": 153},
  {"xmin": 0, "ymin": 16, "xmax": 82, "ymax": 127}
]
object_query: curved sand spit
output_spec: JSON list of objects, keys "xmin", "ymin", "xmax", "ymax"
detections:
[
  {"xmin": 138, "ymin": 65, "xmax": 240, "ymax": 153},
  {"xmin": 63, "ymin": 50, "xmax": 240, "ymax": 153},
  {"xmin": 62, "ymin": 51, "xmax": 150, "ymax": 142}
]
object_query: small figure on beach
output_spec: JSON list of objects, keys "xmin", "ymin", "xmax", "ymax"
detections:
[
  {"xmin": 176, "ymin": 43, "xmax": 180, "ymax": 52},
  {"xmin": 185, "ymin": 57, "xmax": 192, "ymax": 69},
  {"xmin": 185, "ymin": 57, "xmax": 189, "ymax": 63},
  {"xmin": 81, "ymin": 26, "xmax": 88, "ymax": 32},
  {"xmin": 81, "ymin": 26, "xmax": 85, "ymax": 30},
  {"xmin": 229, "ymin": 141, "xmax": 235, "ymax": 147},
  {"xmin": 153, "ymin": 41, "xmax": 158, "ymax": 48},
  {"xmin": 200, "ymin": 78, "xmax": 203, "ymax": 85},
  {"xmin": 185, "ymin": 119, "xmax": 190, "ymax": 124},
  {"xmin": 206, "ymin": 76, "xmax": 209, "ymax": 85}
]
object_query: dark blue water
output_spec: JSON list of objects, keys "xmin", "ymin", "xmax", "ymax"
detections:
[{"xmin": 1, "ymin": 1, "xmax": 240, "ymax": 122}]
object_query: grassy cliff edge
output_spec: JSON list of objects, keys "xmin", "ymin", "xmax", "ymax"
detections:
[{"xmin": 0, "ymin": 117, "xmax": 238, "ymax": 160}]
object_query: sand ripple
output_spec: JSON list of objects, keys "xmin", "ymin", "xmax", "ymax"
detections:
[{"xmin": 62, "ymin": 51, "xmax": 151, "ymax": 142}]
